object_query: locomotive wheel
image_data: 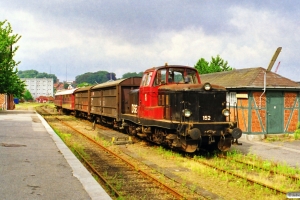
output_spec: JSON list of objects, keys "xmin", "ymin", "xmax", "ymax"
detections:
[
  {"xmin": 126, "ymin": 126, "xmax": 137, "ymax": 136},
  {"xmin": 180, "ymin": 137, "xmax": 200, "ymax": 153},
  {"xmin": 217, "ymin": 137, "xmax": 232, "ymax": 151}
]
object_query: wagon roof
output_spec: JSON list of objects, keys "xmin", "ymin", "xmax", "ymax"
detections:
[
  {"xmin": 92, "ymin": 79, "xmax": 125, "ymax": 89},
  {"xmin": 55, "ymin": 88, "xmax": 77, "ymax": 96},
  {"xmin": 75, "ymin": 85, "xmax": 93, "ymax": 92},
  {"xmin": 91, "ymin": 77, "xmax": 141, "ymax": 90},
  {"xmin": 200, "ymin": 67, "xmax": 300, "ymax": 89}
]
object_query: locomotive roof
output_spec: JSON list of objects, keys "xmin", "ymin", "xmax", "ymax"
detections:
[
  {"xmin": 55, "ymin": 88, "xmax": 77, "ymax": 96},
  {"xmin": 145, "ymin": 65, "xmax": 196, "ymax": 72}
]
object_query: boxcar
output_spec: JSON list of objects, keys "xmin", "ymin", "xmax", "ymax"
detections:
[
  {"xmin": 90, "ymin": 77, "xmax": 142, "ymax": 127},
  {"xmin": 54, "ymin": 89, "xmax": 77, "ymax": 114},
  {"xmin": 74, "ymin": 86, "xmax": 93, "ymax": 118}
]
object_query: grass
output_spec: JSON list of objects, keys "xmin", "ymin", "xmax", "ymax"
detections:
[
  {"xmin": 157, "ymin": 148, "xmax": 297, "ymax": 199},
  {"xmin": 14, "ymin": 102, "xmax": 56, "ymax": 111},
  {"xmin": 294, "ymin": 122, "xmax": 300, "ymax": 140}
]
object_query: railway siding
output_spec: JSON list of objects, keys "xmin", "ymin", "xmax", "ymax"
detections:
[{"xmin": 36, "ymin": 105, "xmax": 300, "ymax": 199}]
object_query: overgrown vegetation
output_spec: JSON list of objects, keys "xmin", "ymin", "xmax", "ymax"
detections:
[{"xmin": 294, "ymin": 122, "xmax": 300, "ymax": 140}]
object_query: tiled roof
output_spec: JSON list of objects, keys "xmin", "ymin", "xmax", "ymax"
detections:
[{"xmin": 200, "ymin": 67, "xmax": 300, "ymax": 89}]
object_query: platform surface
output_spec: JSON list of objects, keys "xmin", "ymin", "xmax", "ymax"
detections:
[{"xmin": 0, "ymin": 110, "xmax": 112, "ymax": 200}]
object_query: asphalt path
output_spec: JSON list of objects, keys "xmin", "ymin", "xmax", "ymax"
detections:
[{"xmin": 231, "ymin": 137, "xmax": 300, "ymax": 168}]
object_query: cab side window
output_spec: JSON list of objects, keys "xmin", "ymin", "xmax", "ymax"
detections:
[
  {"xmin": 153, "ymin": 69, "xmax": 166, "ymax": 86},
  {"xmin": 141, "ymin": 72, "xmax": 153, "ymax": 86}
]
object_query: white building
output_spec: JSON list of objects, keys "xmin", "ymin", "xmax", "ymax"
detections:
[{"xmin": 21, "ymin": 78, "xmax": 53, "ymax": 99}]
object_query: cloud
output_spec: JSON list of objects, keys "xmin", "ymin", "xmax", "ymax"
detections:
[{"xmin": 1, "ymin": 0, "xmax": 299, "ymax": 82}]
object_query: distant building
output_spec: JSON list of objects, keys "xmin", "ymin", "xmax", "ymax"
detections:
[
  {"xmin": 54, "ymin": 82, "xmax": 64, "ymax": 91},
  {"xmin": 21, "ymin": 78, "xmax": 53, "ymax": 99}
]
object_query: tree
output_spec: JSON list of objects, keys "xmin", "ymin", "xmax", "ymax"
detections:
[
  {"xmin": 23, "ymin": 89, "xmax": 33, "ymax": 101},
  {"xmin": 18, "ymin": 70, "xmax": 58, "ymax": 83},
  {"xmin": 75, "ymin": 71, "xmax": 116, "ymax": 84},
  {"xmin": 0, "ymin": 20, "xmax": 26, "ymax": 97},
  {"xmin": 122, "ymin": 72, "xmax": 143, "ymax": 79},
  {"xmin": 194, "ymin": 55, "xmax": 232, "ymax": 74},
  {"xmin": 77, "ymin": 82, "xmax": 92, "ymax": 88}
]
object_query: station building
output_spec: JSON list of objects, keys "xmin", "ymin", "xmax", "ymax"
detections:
[{"xmin": 201, "ymin": 67, "xmax": 300, "ymax": 138}]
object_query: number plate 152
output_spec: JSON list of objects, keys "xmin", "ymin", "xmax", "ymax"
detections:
[{"xmin": 203, "ymin": 115, "xmax": 211, "ymax": 120}]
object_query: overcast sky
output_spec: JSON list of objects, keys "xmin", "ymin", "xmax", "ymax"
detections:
[{"xmin": 1, "ymin": 1, "xmax": 299, "ymax": 82}]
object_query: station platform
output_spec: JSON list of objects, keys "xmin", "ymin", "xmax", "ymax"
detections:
[{"xmin": 0, "ymin": 110, "xmax": 112, "ymax": 200}]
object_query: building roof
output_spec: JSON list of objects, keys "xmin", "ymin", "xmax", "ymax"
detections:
[{"xmin": 200, "ymin": 67, "xmax": 300, "ymax": 89}]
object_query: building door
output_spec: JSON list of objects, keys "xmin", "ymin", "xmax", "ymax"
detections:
[{"xmin": 266, "ymin": 91, "xmax": 283, "ymax": 134}]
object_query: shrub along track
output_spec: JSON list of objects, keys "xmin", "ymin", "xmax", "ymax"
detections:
[{"xmin": 36, "ymin": 105, "xmax": 292, "ymax": 199}]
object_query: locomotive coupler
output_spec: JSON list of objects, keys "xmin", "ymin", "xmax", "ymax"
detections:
[{"xmin": 208, "ymin": 136, "xmax": 215, "ymax": 144}]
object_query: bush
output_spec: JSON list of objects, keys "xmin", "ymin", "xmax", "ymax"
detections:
[
  {"xmin": 23, "ymin": 90, "xmax": 33, "ymax": 101},
  {"xmin": 294, "ymin": 122, "xmax": 300, "ymax": 140}
]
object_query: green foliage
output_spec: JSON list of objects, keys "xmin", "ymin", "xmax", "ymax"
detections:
[
  {"xmin": 23, "ymin": 89, "xmax": 33, "ymax": 101},
  {"xmin": 194, "ymin": 55, "xmax": 233, "ymax": 74},
  {"xmin": 294, "ymin": 122, "xmax": 300, "ymax": 140},
  {"xmin": 18, "ymin": 70, "xmax": 58, "ymax": 83},
  {"xmin": 122, "ymin": 72, "xmax": 143, "ymax": 79},
  {"xmin": 0, "ymin": 20, "xmax": 26, "ymax": 97},
  {"xmin": 75, "ymin": 71, "xmax": 116, "ymax": 84},
  {"xmin": 77, "ymin": 82, "xmax": 92, "ymax": 88},
  {"xmin": 63, "ymin": 82, "xmax": 70, "ymax": 89}
]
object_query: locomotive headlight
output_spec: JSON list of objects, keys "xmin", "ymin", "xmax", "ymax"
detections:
[
  {"xmin": 203, "ymin": 82, "xmax": 211, "ymax": 91},
  {"xmin": 222, "ymin": 109, "xmax": 230, "ymax": 117},
  {"xmin": 183, "ymin": 109, "xmax": 192, "ymax": 117}
]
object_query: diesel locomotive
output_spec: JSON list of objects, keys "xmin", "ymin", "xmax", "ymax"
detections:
[{"xmin": 54, "ymin": 64, "xmax": 242, "ymax": 152}]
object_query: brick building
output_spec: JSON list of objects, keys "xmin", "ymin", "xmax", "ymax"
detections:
[{"xmin": 201, "ymin": 67, "xmax": 300, "ymax": 137}]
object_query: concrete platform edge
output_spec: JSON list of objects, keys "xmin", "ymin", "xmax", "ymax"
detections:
[{"xmin": 37, "ymin": 114, "xmax": 112, "ymax": 200}]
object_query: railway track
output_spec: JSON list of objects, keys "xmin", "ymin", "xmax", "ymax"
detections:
[
  {"xmin": 37, "ymin": 107, "xmax": 206, "ymax": 199},
  {"xmin": 219, "ymin": 153, "xmax": 300, "ymax": 182},
  {"xmin": 189, "ymin": 152, "xmax": 299, "ymax": 196},
  {"xmin": 59, "ymin": 119, "xmax": 188, "ymax": 199},
  {"xmin": 36, "ymin": 105, "xmax": 296, "ymax": 199}
]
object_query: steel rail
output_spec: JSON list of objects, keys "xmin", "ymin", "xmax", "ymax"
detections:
[
  {"xmin": 74, "ymin": 149, "xmax": 121, "ymax": 198},
  {"xmin": 57, "ymin": 118, "xmax": 185, "ymax": 200},
  {"xmin": 218, "ymin": 154, "xmax": 300, "ymax": 182},
  {"xmin": 193, "ymin": 158, "xmax": 287, "ymax": 195}
]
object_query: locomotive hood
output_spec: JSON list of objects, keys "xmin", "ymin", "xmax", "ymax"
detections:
[{"xmin": 158, "ymin": 83, "xmax": 227, "ymax": 91}]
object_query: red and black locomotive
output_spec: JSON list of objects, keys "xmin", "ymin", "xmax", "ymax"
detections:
[{"xmin": 54, "ymin": 64, "xmax": 242, "ymax": 152}]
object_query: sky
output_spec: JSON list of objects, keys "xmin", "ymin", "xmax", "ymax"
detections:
[{"xmin": 1, "ymin": 1, "xmax": 299, "ymax": 82}]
